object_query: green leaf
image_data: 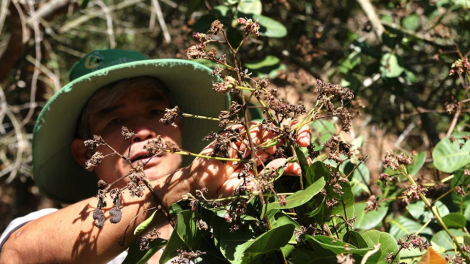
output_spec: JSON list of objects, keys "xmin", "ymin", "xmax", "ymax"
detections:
[
  {"xmin": 122, "ymin": 238, "xmax": 166, "ymax": 264},
  {"xmin": 407, "ymin": 200, "xmax": 449, "ymax": 222},
  {"xmin": 347, "ymin": 231, "xmax": 369, "ymax": 249},
  {"xmin": 451, "ymin": 168, "xmax": 470, "ymax": 209},
  {"xmin": 330, "ymin": 180, "xmax": 355, "ymax": 219},
  {"xmin": 402, "ymin": 14, "xmax": 420, "ymax": 31},
  {"xmin": 341, "ymin": 160, "xmax": 370, "ymax": 196},
  {"xmin": 310, "ymin": 120, "xmax": 336, "ymax": 151},
  {"xmin": 431, "ymin": 229, "xmax": 466, "ymax": 251},
  {"xmin": 380, "ymin": 53, "xmax": 404, "ymax": 78},
  {"xmin": 306, "ymin": 161, "xmax": 330, "ymax": 186},
  {"xmin": 268, "ymin": 210, "xmax": 300, "ymax": 243},
  {"xmin": 341, "ymin": 74, "xmax": 361, "ymax": 91},
  {"xmin": 134, "ymin": 210, "xmax": 158, "ymax": 235},
  {"xmin": 214, "ymin": 5, "xmax": 231, "ymax": 17},
  {"xmin": 218, "ymin": 222, "xmax": 255, "ymax": 262},
  {"xmin": 245, "ymin": 55, "xmax": 279, "ymax": 69},
  {"xmin": 160, "ymin": 210, "xmax": 204, "ymax": 263},
  {"xmin": 442, "ymin": 213, "xmax": 467, "ymax": 228},
  {"xmin": 339, "ymin": 51, "xmax": 361, "ymax": 73},
  {"xmin": 295, "ymin": 147, "xmax": 309, "ymax": 179},
  {"xmin": 291, "ymin": 248, "xmax": 337, "ymax": 264},
  {"xmin": 186, "ymin": 0, "xmax": 204, "ymax": 17},
  {"xmin": 266, "ymin": 177, "xmax": 325, "ymax": 212},
  {"xmin": 303, "ymin": 235, "xmax": 371, "ymax": 256},
  {"xmin": 192, "ymin": 14, "xmax": 217, "ymax": 33},
  {"xmin": 387, "ymin": 215, "xmax": 433, "ymax": 239},
  {"xmin": 240, "ymin": 224, "xmax": 295, "ymax": 263},
  {"xmin": 244, "ymin": 56, "xmax": 284, "ymax": 77},
  {"xmin": 432, "ymin": 132, "xmax": 470, "ymax": 173},
  {"xmin": 406, "ymin": 151, "xmax": 426, "ymax": 176},
  {"xmin": 237, "ymin": 0, "xmax": 262, "ymax": 15},
  {"xmin": 354, "ymin": 202, "xmax": 388, "ymax": 230},
  {"xmin": 239, "ymin": 14, "xmax": 287, "ymax": 38},
  {"xmin": 361, "ymin": 230, "xmax": 400, "ymax": 264}
]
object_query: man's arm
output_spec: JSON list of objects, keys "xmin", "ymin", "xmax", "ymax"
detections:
[{"xmin": 0, "ymin": 168, "xmax": 191, "ymax": 264}]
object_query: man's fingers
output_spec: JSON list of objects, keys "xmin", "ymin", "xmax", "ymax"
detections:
[{"xmin": 291, "ymin": 120, "xmax": 311, "ymax": 147}]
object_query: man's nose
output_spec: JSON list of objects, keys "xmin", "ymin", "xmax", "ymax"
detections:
[{"xmin": 128, "ymin": 122, "xmax": 157, "ymax": 142}]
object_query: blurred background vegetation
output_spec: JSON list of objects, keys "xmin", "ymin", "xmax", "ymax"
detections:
[{"xmin": 1, "ymin": 0, "xmax": 469, "ymax": 234}]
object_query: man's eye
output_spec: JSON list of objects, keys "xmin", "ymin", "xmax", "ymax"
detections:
[{"xmin": 108, "ymin": 118, "xmax": 122, "ymax": 125}]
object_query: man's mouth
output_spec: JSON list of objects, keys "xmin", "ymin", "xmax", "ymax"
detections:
[{"xmin": 130, "ymin": 151, "xmax": 153, "ymax": 164}]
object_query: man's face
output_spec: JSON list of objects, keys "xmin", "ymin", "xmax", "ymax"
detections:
[{"xmin": 87, "ymin": 85, "xmax": 182, "ymax": 186}]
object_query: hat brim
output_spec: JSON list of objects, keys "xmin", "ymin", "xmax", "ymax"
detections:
[{"xmin": 33, "ymin": 59, "xmax": 229, "ymax": 204}]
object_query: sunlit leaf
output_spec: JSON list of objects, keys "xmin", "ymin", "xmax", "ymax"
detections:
[
  {"xmin": 408, "ymin": 200, "xmax": 449, "ymax": 223},
  {"xmin": 339, "ymin": 51, "xmax": 361, "ymax": 73},
  {"xmin": 238, "ymin": 13, "xmax": 287, "ymax": 38},
  {"xmin": 388, "ymin": 215, "xmax": 433, "ymax": 239},
  {"xmin": 442, "ymin": 213, "xmax": 467, "ymax": 228},
  {"xmin": 245, "ymin": 55, "xmax": 279, "ymax": 69},
  {"xmin": 266, "ymin": 177, "xmax": 325, "ymax": 211},
  {"xmin": 431, "ymin": 229, "xmax": 466, "ymax": 251},
  {"xmin": 354, "ymin": 202, "xmax": 388, "ymax": 230},
  {"xmin": 361, "ymin": 230, "xmax": 400, "ymax": 264},
  {"xmin": 406, "ymin": 151, "xmax": 426, "ymax": 177},
  {"xmin": 134, "ymin": 210, "xmax": 158, "ymax": 235},
  {"xmin": 237, "ymin": 0, "xmax": 262, "ymax": 15},
  {"xmin": 240, "ymin": 224, "xmax": 295, "ymax": 263},
  {"xmin": 380, "ymin": 53, "xmax": 404, "ymax": 78},
  {"xmin": 402, "ymin": 14, "xmax": 420, "ymax": 31},
  {"xmin": 341, "ymin": 160, "xmax": 370, "ymax": 196},
  {"xmin": 432, "ymin": 132, "xmax": 470, "ymax": 173}
]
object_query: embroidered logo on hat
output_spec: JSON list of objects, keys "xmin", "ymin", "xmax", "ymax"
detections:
[{"xmin": 84, "ymin": 53, "xmax": 103, "ymax": 69}]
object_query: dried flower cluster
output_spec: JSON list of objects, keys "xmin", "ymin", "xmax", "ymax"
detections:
[{"xmin": 449, "ymin": 57, "xmax": 470, "ymax": 75}]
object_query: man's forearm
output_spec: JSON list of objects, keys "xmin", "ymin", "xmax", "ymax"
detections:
[{"xmin": 0, "ymin": 172, "xmax": 186, "ymax": 264}]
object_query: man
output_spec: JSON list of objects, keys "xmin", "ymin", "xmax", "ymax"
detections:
[{"xmin": 0, "ymin": 49, "xmax": 309, "ymax": 263}]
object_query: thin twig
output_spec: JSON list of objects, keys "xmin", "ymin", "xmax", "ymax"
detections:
[
  {"xmin": 0, "ymin": 0, "xmax": 10, "ymax": 34},
  {"xmin": 21, "ymin": 0, "xmax": 41, "ymax": 126},
  {"xmin": 151, "ymin": 0, "xmax": 171, "ymax": 43},
  {"xmin": 96, "ymin": 0, "xmax": 116, "ymax": 48}
]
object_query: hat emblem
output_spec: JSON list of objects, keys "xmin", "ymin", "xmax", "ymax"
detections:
[{"xmin": 84, "ymin": 53, "xmax": 103, "ymax": 69}]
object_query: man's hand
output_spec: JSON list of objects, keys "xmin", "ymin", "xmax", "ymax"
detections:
[{"xmin": 185, "ymin": 120, "xmax": 312, "ymax": 199}]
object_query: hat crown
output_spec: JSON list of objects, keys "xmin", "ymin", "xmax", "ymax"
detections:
[{"xmin": 69, "ymin": 49, "xmax": 148, "ymax": 81}]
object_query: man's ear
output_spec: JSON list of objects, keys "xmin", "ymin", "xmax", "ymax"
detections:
[{"xmin": 71, "ymin": 138, "xmax": 93, "ymax": 171}]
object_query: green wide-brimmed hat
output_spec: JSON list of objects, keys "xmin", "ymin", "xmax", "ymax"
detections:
[{"xmin": 33, "ymin": 49, "xmax": 230, "ymax": 204}]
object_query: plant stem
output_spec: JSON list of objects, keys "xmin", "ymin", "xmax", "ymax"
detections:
[{"xmin": 401, "ymin": 167, "xmax": 470, "ymax": 262}]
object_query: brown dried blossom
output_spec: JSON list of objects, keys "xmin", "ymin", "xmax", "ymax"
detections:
[
  {"xmin": 144, "ymin": 136, "xmax": 167, "ymax": 157},
  {"xmin": 317, "ymin": 80, "xmax": 354, "ymax": 101},
  {"xmin": 402, "ymin": 185, "xmax": 428, "ymax": 205},
  {"xmin": 121, "ymin": 126, "xmax": 136, "ymax": 140},
  {"xmin": 383, "ymin": 150, "xmax": 398, "ymax": 170},
  {"xmin": 213, "ymin": 76, "xmax": 237, "ymax": 93},
  {"xmin": 172, "ymin": 249, "xmax": 205, "ymax": 263},
  {"xmin": 138, "ymin": 228, "xmax": 161, "ymax": 251},
  {"xmin": 397, "ymin": 153, "xmax": 413, "ymax": 166},
  {"xmin": 337, "ymin": 253, "xmax": 355, "ymax": 264},
  {"xmin": 84, "ymin": 135, "xmax": 105, "ymax": 150},
  {"xmin": 187, "ymin": 44, "xmax": 207, "ymax": 60},
  {"xmin": 86, "ymin": 151, "xmax": 104, "ymax": 169},
  {"xmin": 237, "ymin": 18, "xmax": 261, "ymax": 36},
  {"xmin": 365, "ymin": 195, "xmax": 380, "ymax": 212},
  {"xmin": 210, "ymin": 20, "xmax": 224, "ymax": 34},
  {"xmin": 160, "ymin": 106, "xmax": 183, "ymax": 128}
]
